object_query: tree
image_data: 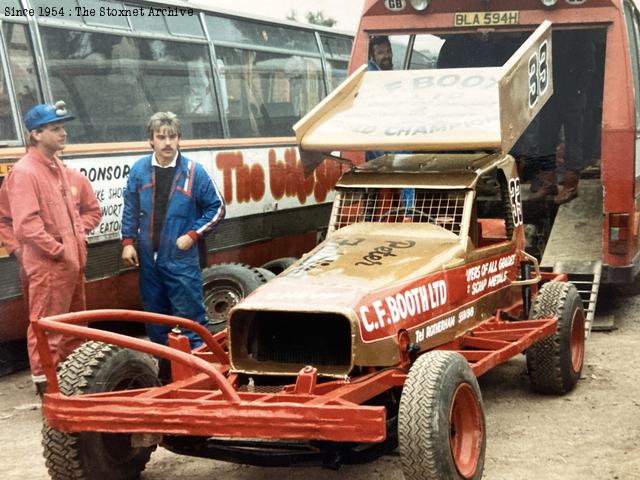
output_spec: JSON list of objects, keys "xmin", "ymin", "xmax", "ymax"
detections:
[
  {"xmin": 306, "ymin": 10, "xmax": 337, "ymax": 27},
  {"xmin": 285, "ymin": 9, "xmax": 337, "ymax": 28}
]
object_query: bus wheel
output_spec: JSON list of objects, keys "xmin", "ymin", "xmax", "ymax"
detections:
[
  {"xmin": 42, "ymin": 341, "xmax": 159, "ymax": 480},
  {"xmin": 256, "ymin": 267, "xmax": 276, "ymax": 281},
  {"xmin": 527, "ymin": 281, "xmax": 585, "ymax": 394},
  {"xmin": 260, "ymin": 257, "xmax": 298, "ymax": 275},
  {"xmin": 399, "ymin": 351, "xmax": 485, "ymax": 480},
  {"xmin": 202, "ymin": 263, "xmax": 271, "ymax": 328}
]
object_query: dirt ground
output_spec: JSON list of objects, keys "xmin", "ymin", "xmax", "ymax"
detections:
[{"xmin": 1, "ymin": 286, "xmax": 639, "ymax": 480}]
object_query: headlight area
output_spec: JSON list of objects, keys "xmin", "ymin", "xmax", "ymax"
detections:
[{"xmin": 229, "ymin": 310, "xmax": 353, "ymax": 377}]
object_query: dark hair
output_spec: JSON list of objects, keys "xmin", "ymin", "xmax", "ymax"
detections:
[{"xmin": 368, "ymin": 35, "xmax": 391, "ymax": 59}]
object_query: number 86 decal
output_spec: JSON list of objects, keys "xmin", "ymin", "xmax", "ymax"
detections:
[{"xmin": 528, "ymin": 40, "xmax": 549, "ymax": 108}]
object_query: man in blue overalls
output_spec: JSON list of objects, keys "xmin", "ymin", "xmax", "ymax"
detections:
[{"xmin": 121, "ymin": 112, "xmax": 225, "ymax": 347}]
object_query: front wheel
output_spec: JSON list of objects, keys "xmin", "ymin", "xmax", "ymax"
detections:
[
  {"xmin": 42, "ymin": 341, "xmax": 159, "ymax": 480},
  {"xmin": 527, "ymin": 281, "xmax": 585, "ymax": 394},
  {"xmin": 398, "ymin": 351, "xmax": 485, "ymax": 480}
]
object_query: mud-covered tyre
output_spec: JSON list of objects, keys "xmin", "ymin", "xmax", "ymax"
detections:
[
  {"xmin": 260, "ymin": 257, "xmax": 297, "ymax": 275},
  {"xmin": 527, "ymin": 281, "xmax": 585, "ymax": 395},
  {"xmin": 399, "ymin": 351, "xmax": 485, "ymax": 480},
  {"xmin": 42, "ymin": 341, "xmax": 159, "ymax": 480},
  {"xmin": 202, "ymin": 263, "xmax": 271, "ymax": 327}
]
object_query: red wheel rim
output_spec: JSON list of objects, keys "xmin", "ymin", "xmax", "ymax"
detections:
[
  {"xmin": 449, "ymin": 383, "xmax": 483, "ymax": 479},
  {"xmin": 570, "ymin": 307, "xmax": 585, "ymax": 373}
]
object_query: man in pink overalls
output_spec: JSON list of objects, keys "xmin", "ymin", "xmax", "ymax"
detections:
[{"xmin": 0, "ymin": 102, "xmax": 100, "ymax": 395}]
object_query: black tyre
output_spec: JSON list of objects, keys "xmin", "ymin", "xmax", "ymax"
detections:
[
  {"xmin": 399, "ymin": 351, "xmax": 485, "ymax": 480},
  {"xmin": 42, "ymin": 341, "xmax": 159, "ymax": 480},
  {"xmin": 260, "ymin": 257, "xmax": 298, "ymax": 275},
  {"xmin": 527, "ymin": 281, "xmax": 585, "ymax": 394},
  {"xmin": 256, "ymin": 267, "xmax": 276, "ymax": 281},
  {"xmin": 202, "ymin": 263, "xmax": 271, "ymax": 327}
]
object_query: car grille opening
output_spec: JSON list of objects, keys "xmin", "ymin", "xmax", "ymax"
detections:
[{"xmin": 230, "ymin": 310, "xmax": 352, "ymax": 374}]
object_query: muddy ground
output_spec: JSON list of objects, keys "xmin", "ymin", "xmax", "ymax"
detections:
[{"xmin": 1, "ymin": 285, "xmax": 639, "ymax": 480}]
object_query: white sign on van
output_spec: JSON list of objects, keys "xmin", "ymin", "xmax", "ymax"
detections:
[{"xmin": 385, "ymin": 0, "xmax": 406, "ymax": 12}]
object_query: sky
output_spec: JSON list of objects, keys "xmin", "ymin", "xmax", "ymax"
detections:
[{"xmin": 191, "ymin": 0, "xmax": 366, "ymax": 32}]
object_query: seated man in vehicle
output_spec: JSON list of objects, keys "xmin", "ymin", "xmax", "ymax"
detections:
[{"xmin": 368, "ymin": 35, "xmax": 394, "ymax": 71}]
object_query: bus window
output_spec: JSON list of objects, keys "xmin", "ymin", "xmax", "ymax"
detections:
[
  {"xmin": 128, "ymin": 6, "xmax": 169, "ymax": 34},
  {"xmin": 0, "ymin": 0, "xmax": 21, "ymax": 12},
  {"xmin": 216, "ymin": 46, "xmax": 324, "ymax": 137},
  {"xmin": 39, "ymin": 27, "xmax": 221, "ymax": 142},
  {"xmin": 206, "ymin": 15, "xmax": 320, "ymax": 54},
  {"xmin": 320, "ymin": 34, "xmax": 351, "ymax": 89},
  {"xmin": 2, "ymin": 22, "xmax": 40, "ymax": 124},
  {"xmin": 0, "ymin": 56, "xmax": 17, "ymax": 141},
  {"xmin": 321, "ymin": 34, "xmax": 352, "ymax": 58},
  {"xmin": 205, "ymin": 14, "xmax": 325, "ymax": 137},
  {"xmin": 80, "ymin": 0, "xmax": 131, "ymax": 28},
  {"xmin": 140, "ymin": 40, "xmax": 220, "ymax": 138},
  {"xmin": 165, "ymin": 14, "xmax": 205, "ymax": 38},
  {"xmin": 324, "ymin": 58, "xmax": 349, "ymax": 90}
]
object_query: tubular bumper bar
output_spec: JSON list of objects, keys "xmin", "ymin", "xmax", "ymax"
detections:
[{"xmin": 42, "ymin": 390, "xmax": 387, "ymax": 442}]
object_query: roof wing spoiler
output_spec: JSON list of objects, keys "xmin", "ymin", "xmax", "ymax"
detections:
[{"xmin": 295, "ymin": 21, "xmax": 553, "ymax": 175}]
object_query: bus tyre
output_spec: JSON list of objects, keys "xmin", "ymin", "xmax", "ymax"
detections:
[
  {"xmin": 398, "ymin": 351, "xmax": 485, "ymax": 480},
  {"xmin": 202, "ymin": 263, "xmax": 271, "ymax": 328},
  {"xmin": 260, "ymin": 257, "xmax": 298, "ymax": 275},
  {"xmin": 527, "ymin": 281, "xmax": 585, "ymax": 394},
  {"xmin": 256, "ymin": 267, "xmax": 276, "ymax": 281},
  {"xmin": 42, "ymin": 341, "xmax": 159, "ymax": 480}
]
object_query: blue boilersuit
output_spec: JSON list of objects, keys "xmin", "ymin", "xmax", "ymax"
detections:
[{"xmin": 121, "ymin": 152, "xmax": 225, "ymax": 347}]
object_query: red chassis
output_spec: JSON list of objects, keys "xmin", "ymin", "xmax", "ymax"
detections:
[{"xmin": 36, "ymin": 275, "xmax": 565, "ymax": 444}]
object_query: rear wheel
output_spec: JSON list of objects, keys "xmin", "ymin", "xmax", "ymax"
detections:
[
  {"xmin": 260, "ymin": 257, "xmax": 298, "ymax": 275},
  {"xmin": 527, "ymin": 281, "xmax": 585, "ymax": 394},
  {"xmin": 399, "ymin": 351, "xmax": 485, "ymax": 480},
  {"xmin": 202, "ymin": 263, "xmax": 271, "ymax": 330},
  {"xmin": 42, "ymin": 341, "xmax": 159, "ymax": 480}
]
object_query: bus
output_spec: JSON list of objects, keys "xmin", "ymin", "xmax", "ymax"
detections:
[
  {"xmin": 0, "ymin": 0, "xmax": 352, "ymax": 372},
  {"xmin": 346, "ymin": 0, "xmax": 640, "ymax": 332}
]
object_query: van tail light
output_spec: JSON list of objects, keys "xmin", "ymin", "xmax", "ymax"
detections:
[{"xmin": 609, "ymin": 213, "xmax": 630, "ymax": 255}]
